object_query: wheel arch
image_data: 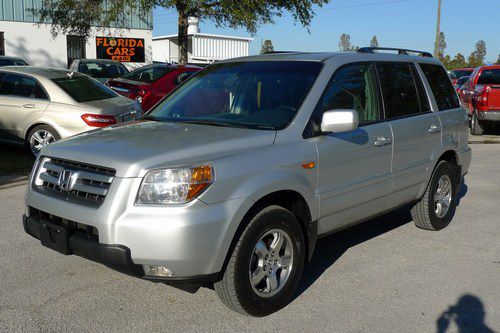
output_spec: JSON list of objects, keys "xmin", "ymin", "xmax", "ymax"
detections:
[{"xmin": 24, "ymin": 121, "xmax": 60, "ymax": 142}]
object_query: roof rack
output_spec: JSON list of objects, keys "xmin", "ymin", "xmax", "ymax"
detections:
[
  {"xmin": 357, "ymin": 47, "xmax": 433, "ymax": 58},
  {"xmin": 263, "ymin": 51, "xmax": 300, "ymax": 54}
]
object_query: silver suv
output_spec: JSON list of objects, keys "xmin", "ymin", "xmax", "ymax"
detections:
[{"xmin": 23, "ymin": 48, "xmax": 471, "ymax": 316}]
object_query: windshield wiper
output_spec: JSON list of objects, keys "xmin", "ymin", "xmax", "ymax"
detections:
[{"xmin": 178, "ymin": 119, "xmax": 246, "ymax": 128}]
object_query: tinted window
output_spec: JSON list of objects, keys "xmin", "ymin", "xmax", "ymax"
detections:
[
  {"xmin": 53, "ymin": 75, "xmax": 117, "ymax": 102},
  {"xmin": 78, "ymin": 61, "xmax": 128, "ymax": 79},
  {"xmin": 450, "ymin": 69, "xmax": 473, "ymax": 79},
  {"xmin": 376, "ymin": 63, "xmax": 421, "ymax": 118},
  {"xmin": 477, "ymin": 69, "xmax": 500, "ymax": 85},
  {"xmin": 0, "ymin": 73, "xmax": 47, "ymax": 99},
  {"xmin": 457, "ymin": 76, "xmax": 470, "ymax": 86},
  {"xmin": 149, "ymin": 61, "xmax": 322, "ymax": 130},
  {"xmin": 122, "ymin": 65, "xmax": 175, "ymax": 83},
  {"xmin": 314, "ymin": 63, "xmax": 380, "ymax": 125},
  {"xmin": 420, "ymin": 63, "xmax": 460, "ymax": 110},
  {"xmin": 0, "ymin": 58, "xmax": 28, "ymax": 66}
]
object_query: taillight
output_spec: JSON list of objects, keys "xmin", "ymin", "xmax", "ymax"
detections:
[
  {"xmin": 81, "ymin": 114, "xmax": 117, "ymax": 127},
  {"xmin": 478, "ymin": 86, "xmax": 491, "ymax": 108},
  {"xmin": 133, "ymin": 89, "xmax": 147, "ymax": 103}
]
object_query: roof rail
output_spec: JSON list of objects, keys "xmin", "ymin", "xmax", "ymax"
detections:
[
  {"xmin": 357, "ymin": 47, "xmax": 433, "ymax": 58},
  {"xmin": 263, "ymin": 51, "xmax": 300, "ymax": 54}
]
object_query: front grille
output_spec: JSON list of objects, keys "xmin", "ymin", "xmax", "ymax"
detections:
[
  {"xmin": 29, "ymin": 206, "xmax": 99, "ymax": 241},
  {"xmin": 34, "ymin": 157, "xmax": 116, "ymax": 207}
]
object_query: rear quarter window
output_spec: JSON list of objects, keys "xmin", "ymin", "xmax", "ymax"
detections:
[{"xmin": 419, "ymin": 63, "xmax": 460, "ymax": 111}]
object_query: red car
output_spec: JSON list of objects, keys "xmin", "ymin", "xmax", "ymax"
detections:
[
  {"xmin": 107, "ymin": 64, "xmax": 201, "ymax": 112},
  {"xmin": 449, "ymin": 67, "xmax": 474, "ymax": 86},
  {"xmin": 463, "ymin": 65, "xmax": 500, "ymax": 135}
]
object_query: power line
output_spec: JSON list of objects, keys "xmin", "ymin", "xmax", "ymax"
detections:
[{"xmin": 319, "ymin": 0, "xmax": 412, "ymax": 11}]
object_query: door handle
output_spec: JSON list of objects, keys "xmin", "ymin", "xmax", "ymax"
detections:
[
  {"xmin": 373, "ymin": 136, "xmax": 392, "ymax": 147},
  {"xmin": 22, "ymin": 103, "xmax": 36, "ymax": 109},
  {"xmin": 428, "ymin": 124, "xmax": 441, "ymax": 133}
]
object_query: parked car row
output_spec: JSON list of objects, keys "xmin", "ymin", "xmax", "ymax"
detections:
[
  {"xmin": 451, "ymin": 65, "xmax": 500, "ymax": 135},
  {"xmin": 0, "ymin": 56, "xmax": 202, "ymax": 155}
]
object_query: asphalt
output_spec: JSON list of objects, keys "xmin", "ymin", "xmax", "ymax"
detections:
[{"xmin": 0, "ymin": 145, "xmax": 498, "ymax": 332}]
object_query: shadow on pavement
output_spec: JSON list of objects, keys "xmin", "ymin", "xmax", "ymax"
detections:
[
  {"xmin": 0, "ymin": 144, "xmax": 34, "ymax": 185},
  {"xmin": 436, "ymin": 294, "xmax": 494, "ymax": 333},
  {"xmin": 296, "ymin": 181, "xmax": 468, "ymax": 299}
]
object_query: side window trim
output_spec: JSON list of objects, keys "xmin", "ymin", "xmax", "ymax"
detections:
[{"xmin": 303, "ymin": 61, "xmax": 384, "ymax": 138}]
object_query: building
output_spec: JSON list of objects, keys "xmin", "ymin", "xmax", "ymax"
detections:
[
  {"xmin": 0, "ymin": 0, "xmax": 153, "ymax": 69},
  {"xmin": 153, "ymin": 17, "xmax": 252, "ymax": 65}
]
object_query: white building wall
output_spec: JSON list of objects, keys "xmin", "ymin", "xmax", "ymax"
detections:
[{"xmin": 1, "ymin": 21, "xmax": 152, "ymax": 70}]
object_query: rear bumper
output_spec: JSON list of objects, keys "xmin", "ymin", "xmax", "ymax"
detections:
[{"xmin": 478, "ymin": 111, "xmax": 500, "ymax": 121}]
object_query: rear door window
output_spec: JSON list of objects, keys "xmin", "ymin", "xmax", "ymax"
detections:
[
  {"xmin": 0, "ymin": 73, "xmax": 48, "ymax": 99},
  {"xmin": 376, "ymin": 62, "xmax": 421, "ymax": 118},
  {"xmin": 420, "ymin": 63, "xmax": 460, "ymax": 110}
]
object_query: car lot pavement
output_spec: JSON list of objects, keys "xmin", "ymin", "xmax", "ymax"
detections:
[{"xmin": 0, "ymin": 144, "xmax": 498, "ymax": 332}]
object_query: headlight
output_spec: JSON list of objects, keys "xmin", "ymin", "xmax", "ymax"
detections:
[{"xmin": 136, "ymin": 164, "xmax": 214, "ymax": 205}]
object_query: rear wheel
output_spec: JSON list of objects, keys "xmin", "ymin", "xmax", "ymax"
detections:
[
  {"xmin": 470, "ymin": 111, "xmax": 484, "ymax": 135},
  {"xmin": 411, "ymin": 160, "xmax": 458, "ymax": 231},
  {"xmin": 214, "ymin": 205, "xmax": 305, "ymax": 316},
  {"xmin": 27, "ymin": 125, "xmax": 60, "ymax": 156}
]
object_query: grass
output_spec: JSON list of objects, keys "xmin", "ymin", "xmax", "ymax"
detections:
[{"xmin": 0, "ymin": 144, "xmax": 35, "ymax": 178}]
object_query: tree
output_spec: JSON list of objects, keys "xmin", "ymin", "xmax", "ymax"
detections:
[
  {"xmin": 338, "ymin": 33, "xmax": 357, "ymax": 52},
  {"xmin": 448, "ymin": 53, "xmax": 467, "ymax": 69},
  {"xmin": 260, "ymin": 39, "xmax": 274, "ymax": 54},
  {"xmin": 37, "ymin": 0, "xmax": 329, "ymax": 65},
  {"xmin": 496, "ymin": 54, "xmax": 500, "ymax": 65},
  {"xmin": 370, "ymin": 35, "xmax": 379, "ymax": 48},
  {"xmin": 437, "ymin": 31, "xmax": 446, "ymax": 59},
  {"xmin": 468, "ymin": 40, "xmax": 487, "ymax": 67}
]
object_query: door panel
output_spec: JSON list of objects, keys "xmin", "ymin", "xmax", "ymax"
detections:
[
  {"xmin": 316, "ymin": 123, "xmax": 393, "ymax": 234},
  {"xmin": 388, "ymin": 112, "xmax": 442, "ymax": 207}
]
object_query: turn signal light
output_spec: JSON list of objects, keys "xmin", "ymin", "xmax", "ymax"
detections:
[{"xmin": 81, "ymin": 114, "xmax": 117, "ymax": 127}]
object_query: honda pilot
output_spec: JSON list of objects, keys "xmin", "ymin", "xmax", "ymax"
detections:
[{"xmin": 23, "ymin": 47, "xmax": 471, "ymax": 316}]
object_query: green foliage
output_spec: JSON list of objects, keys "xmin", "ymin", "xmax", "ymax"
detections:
[
  {"xmin": 437, "ymin": 31, "xmax": 446, "ymax": 59},
  {"xmin": 496, "ymin": 54, "xmax": 500, "ymax": 65},
  {"xmin": 467, "ymin": 40, "xmax": 486, "ymax": 67},
  {"xmin": 338, "ymin": 33, "xmax": 357, "ymax": 52},
  {"xmin": 260, "ymin": 39, "xmax": 274, "ymax": 54},
  {"xmin": 369, "ymin": 35, "xmax": 378, "ymax": 48},
  {"xmin": 447, "ymin": 53, "xmax": 467, "ymax": 70}
]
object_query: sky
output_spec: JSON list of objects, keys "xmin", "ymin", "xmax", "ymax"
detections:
[{"xmin": 153, "ymin": 0, "xmax": 500, "ymax": 63}]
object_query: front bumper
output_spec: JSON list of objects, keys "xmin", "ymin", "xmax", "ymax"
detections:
[
  {"xmin": 478, "ymin": 110, "xmax": 500, "ymax": 121},
  {"xmin": 25, "ymin": 177, "xmax": 252, "ymax": 279}
]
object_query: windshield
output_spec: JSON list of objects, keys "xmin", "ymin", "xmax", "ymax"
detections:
[
  {"xmin": 147, "ymin": 61, "xmax": 322, "ymax": 130},
  {"xmin": 122, "ymin": 65, "xmax": 175, "ymax": 83},
  {"xmin": 78, "ymin": 61, "xmax": 128, "ymax": 79},
  {"xmin": 477, "ymin": 69, "xmax": 500, "ymax": 85},
  {"xmin": 450, "ymin": 69, "xmax": 473, "ymax": 79},
  {"xmin": 53, "ymin": 75, "xmax": 118, "ymax": 102}
]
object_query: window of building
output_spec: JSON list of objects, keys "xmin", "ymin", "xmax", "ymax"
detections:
[
  {"xmin": 420, "ymin": 63, "xmax": 460, "ymax": 111},
  {"xmin": 376, "ymin": 63, "xmax": 421, "ymax": 119},
  {"xmin": 0, "ymin": 32, "xmax": 5, "ymax": 56},
  {"xmin": 67, "ymin": 36, "xmax": 86, "ymax": 68}
]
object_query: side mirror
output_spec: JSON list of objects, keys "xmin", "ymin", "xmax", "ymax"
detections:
[{"xmin": 321, "ymin": 109, "xmax": 359, "ymax": 133}]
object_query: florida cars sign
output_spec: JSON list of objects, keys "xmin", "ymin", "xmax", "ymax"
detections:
[{"xmin": 96, "ymin": 37, "xmax": 145, "ymax": 62}]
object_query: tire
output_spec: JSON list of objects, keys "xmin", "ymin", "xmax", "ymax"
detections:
[
  {"xmin": 214, "ymin": 205, "xmax": 305, "ymax": 316},
  {"xmin": 411, "ymin": 160, "xmax": 459, "ymax": 231},
  {"xmin": 26, "ymin": 125, "xmax": 60, "ymax": 156},
  {"xmin": 470, "ymin": 111, "xmax": 484, "ymax": 135}
]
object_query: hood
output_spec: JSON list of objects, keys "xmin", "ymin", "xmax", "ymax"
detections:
[
  {"xmin": 41, "ymin": 120, "xmax": 276, "ymax": 177},
  {"xmin": 81, "ymin": 96, "xmax": 140, "ymax": 116}
]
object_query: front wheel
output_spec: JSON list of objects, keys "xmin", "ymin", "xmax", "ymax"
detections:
[{"xmin": 214, "ymin": 205, "xmax": 305, "ymax": 316}]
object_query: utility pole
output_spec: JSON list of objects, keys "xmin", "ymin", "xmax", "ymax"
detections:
[{"xmin": 434, "ymin": 0, "xmax": 442, "ymax": 57}]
